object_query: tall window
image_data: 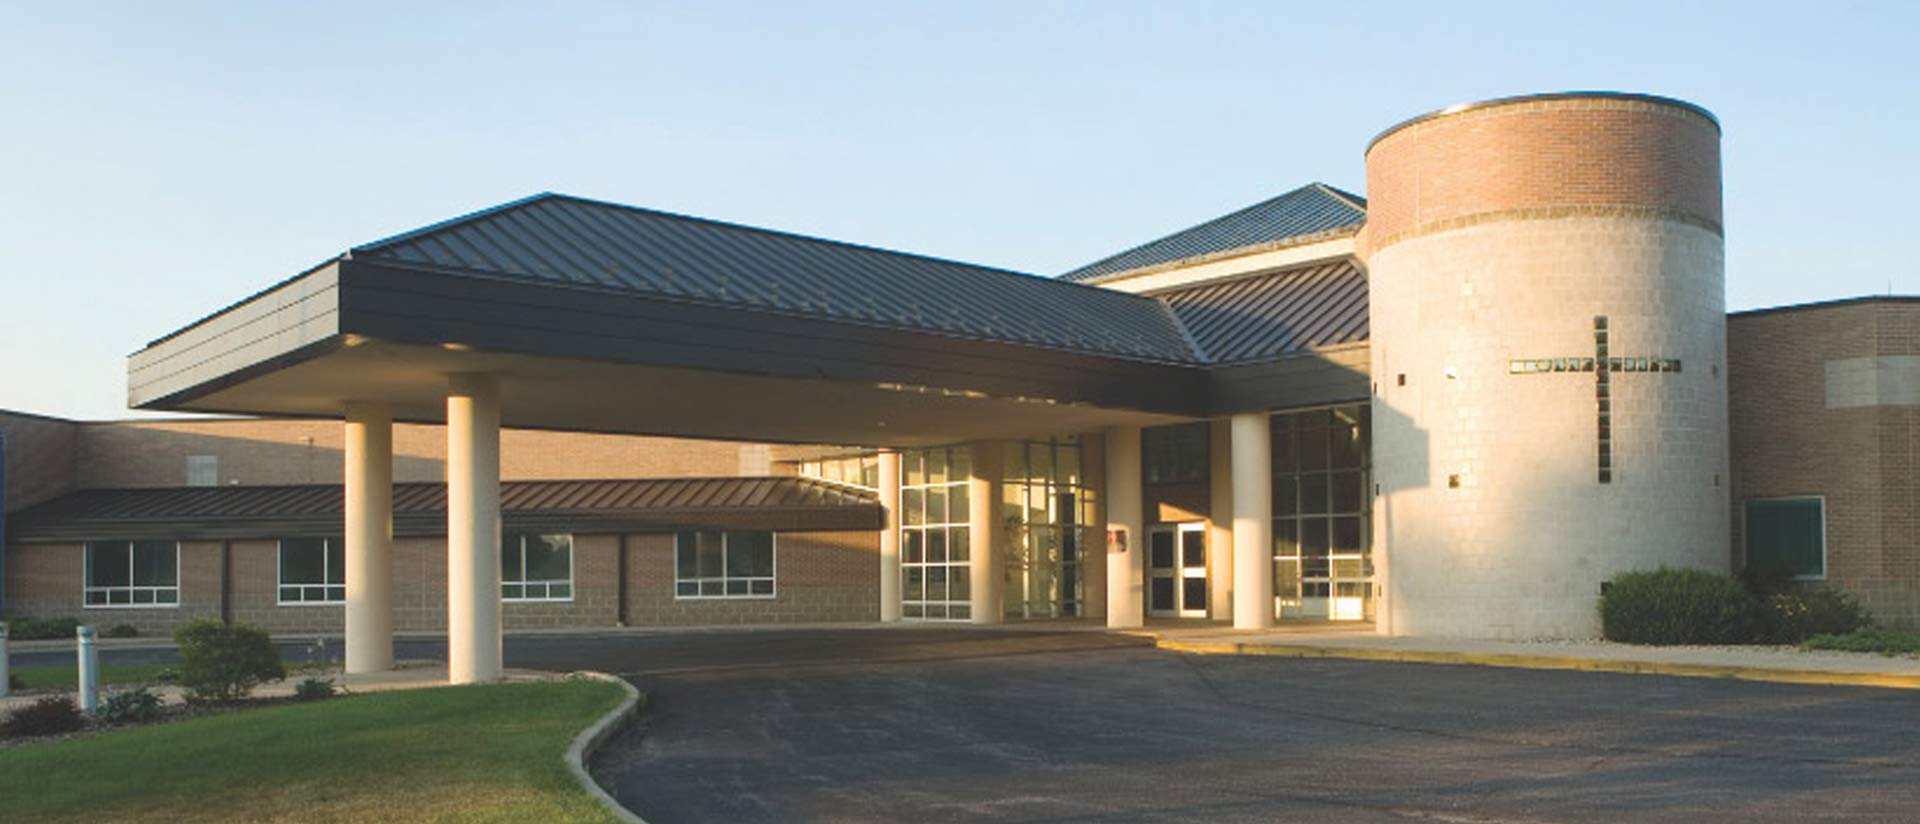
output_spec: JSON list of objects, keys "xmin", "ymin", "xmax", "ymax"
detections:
[
  {"xmin": 901, "ymin": 447, "xmax": 971, "ymax": 621},
  {"xmin": 676, "ymin": 530, "xmax": 775, "ymax": 598},
  {"xmin": 1271, "ymin": 405, "xmax": 1371, "ymax": 620},
  {"xmin": 503, "ymin": 533, "xmax": 574, "ymax": 601},
  {"xmin": 1744, "ymin": 497, "xmax": 1825, "ymax": 580},
  {"xmin": 1143, "ymin": 423, "xmax": 1208, "ymax": 484},
  {"xmin": 84, "ymin": 540, "xmax": 179, "ymax": 607},
  {"xmin": 1003, "ymin": 437, "xmax": 1092, "ymax": 619},
  {"xmin": 278, "ymin": 537, "xmax": 344, "ymax": 604}
]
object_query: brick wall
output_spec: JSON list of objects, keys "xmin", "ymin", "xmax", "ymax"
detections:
[
  {"xmin": 0, "ymin": 410, "xmax": 79, "ymax": 512},
  {"xmin": 625, "ymin": 530, "xmax": 879, "ymax": 626},
  {"xmin": 1728, "ymin": 299, "xmax": 1920, "ymax": 627},
  {"xmin": 3, "ymin": 541, "xmax": 223, "ymax": 636}
]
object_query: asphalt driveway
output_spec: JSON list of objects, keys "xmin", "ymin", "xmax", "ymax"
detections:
[{"xmin": 575, "ymin": 627, "xmax": 1920, "ymax": 824}]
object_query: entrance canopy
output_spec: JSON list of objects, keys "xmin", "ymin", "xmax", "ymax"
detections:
[{"xmin": 130, "ymin": 193, "xmax": 1223, "ymax": 445}]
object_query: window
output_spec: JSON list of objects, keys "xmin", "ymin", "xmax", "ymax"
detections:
[
  {"xmin": 186, "ymin": 455, "xmax": 219, "ymax": 487},
  {"xmin": 84, "ymin": 540, "xmax": 179, "ymax": 607},
  {"xmin": 1002, "ymin": 437, "xmax": 1092, "ymax": 619},
  {"xmin": 503, "ymin": 533, "xmax": 574, "ymax": 601},
  {"xmin": 798, "ymin": 454, "xmax": 881, "ymax": 490},
  {"xmin": 1272, "ymin": 405, "xmax": 1372, "ymax": 620},
  {"xmin": 675, "ymin": 530, "xmax": 775, "ymax": 598},
  {"xmin": 1143, "ymin": 423, "xmax": 1208, "ymax": 484},
  {"xmin": 1745, "ymin": 497, "xmax": 1825, "ymax": 580},
  {"xmin": 901, "ymin": 446, "xmax": 972, "ymax": 621},
  {"xmin": 278, "ymin": 538, "xmax": 344, "ymax": 604}
]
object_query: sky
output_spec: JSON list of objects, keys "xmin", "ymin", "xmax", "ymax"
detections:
[{"xmin": 2, "ymin": 1, "xmax": 1917, "ymax": 420}]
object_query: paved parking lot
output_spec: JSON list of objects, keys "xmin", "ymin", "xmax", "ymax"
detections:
[{"xmin": 578, "ymin": 628, "xmax": 1920, "ymax": 823}]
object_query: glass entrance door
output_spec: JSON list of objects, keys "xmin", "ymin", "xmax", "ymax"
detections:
[{"xmin": 1148, "ymin": 522, "xmax": 1208, "ymax": 618}]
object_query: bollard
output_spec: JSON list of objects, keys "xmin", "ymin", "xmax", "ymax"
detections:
[
  {"xmin": 0, "ymin": 621, "xmax": 10, "ymax": 699},
  {"xmin": 77, "ymin": 625, "xmax": 99, "ymax": 714}
]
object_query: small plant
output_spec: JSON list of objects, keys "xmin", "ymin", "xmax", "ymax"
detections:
[
  {"xmin": 174, "ymin": 620, "xmax": 285, "ymax": 703},
  {"xmin": 153, "ymin": 667, "xmax": 182, "ymax": 684},
  {"xmin": 102, "ymin": 624, "xmax": 140, "ymax": 639},
  {"xmin": 293, "ymin": 677, "xmax": 337, "ymax": 702},
  {"xmin": 1601, "ymin": 567, "xmax": 1754, "ymax": 645},
  {"xmin": 1751, "ymin": 586, "xmax": 1871, "ymax": 644},
  {"xmin": 1, "ymin": 695, "xmax": 86, "ymax": 738},
  {"xmin": 2, "ymin": 616, "xmax": 82, "ymax": 641},
  {"xmin": 97, "ymin": 687, "xmax": 164, "ymax": 724}
]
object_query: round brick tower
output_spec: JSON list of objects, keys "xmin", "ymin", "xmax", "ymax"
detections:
[{"xmin": 1362, "ymin": 92, "xmax": 1729, "ymax": 638}]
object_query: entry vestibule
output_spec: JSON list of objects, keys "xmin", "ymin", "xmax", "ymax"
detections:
[{"xmin": 1148, "ymin": 522, "xmax": 1208, "ymax": 617}]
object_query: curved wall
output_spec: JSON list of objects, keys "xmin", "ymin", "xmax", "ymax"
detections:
[{"xmin": 1364, "ymin": 94, "xmax": 1730, "ymax": 638}]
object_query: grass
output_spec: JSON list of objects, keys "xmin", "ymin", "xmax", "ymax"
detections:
[
  {"xmin": 0, "ymin": 679, "xmax": 628, "ymax": 823},
  {"xmin": 1802, "ymin": 628, "xmax": 1920, "ymax": 656},
  {"xmin": 10, "ymin": 663, "xmax": 178, "ymax": 691}
]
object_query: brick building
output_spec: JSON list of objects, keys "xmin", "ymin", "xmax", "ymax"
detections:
[{"xmin": 2, "ymin": 91, "xmax": 1913, "ymax": 678}]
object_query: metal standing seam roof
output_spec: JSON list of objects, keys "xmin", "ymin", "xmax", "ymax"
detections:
[
  {"xmin": 347, "ymin": 193, "xmax": 1202, "ymax": 364},
  {"xmin": 1154, "ymin": 260, "xmax": 1369, "ymax": 364},
  {"xmin": 1059, "ymin": 183, "xmax": 1367, "ymax": 283},
  {"xmin": 6, "ymin": 477, "xmax": 878, "ymax": 542}
]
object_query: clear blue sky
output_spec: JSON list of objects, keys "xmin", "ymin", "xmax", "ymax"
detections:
[{"xmin": 3, "ymin": 2, "xmax": 1916, "ymax": 419}]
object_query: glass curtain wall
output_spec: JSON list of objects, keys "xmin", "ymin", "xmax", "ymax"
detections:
[
  {"xmin": 1002, "ymin": 437, "xmax": 1091, "ymax": 619},
  {"xmin": 1271, "ymin": 405, "xmax": 1372, "ymax": 621},
  {"xmin": 901, "ymin": 447, "xmax": 972, "ymax": 621}
]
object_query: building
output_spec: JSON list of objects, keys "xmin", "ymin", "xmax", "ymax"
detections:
[{"xmin": 3, "ymin": 92, "xmax": 1913, "ymax": 681}]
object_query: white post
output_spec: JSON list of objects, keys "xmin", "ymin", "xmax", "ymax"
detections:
[
  {"xmin": 447, "ymin": 373, "xmax": 503, "ymax": 684},
  {"xmin": 344, "ymin": 402, "xmax": 395, "ymax": 674},
  {"xmin": 1230, "ymin": 412, "xmax": 1275, "ymax": 630},
  {"xmin": 878, "ymin": 451, "xmax": 903, "ymax": 622},
  {"xmin": 77, "ymin": 625, "xmax": 98, "ymax": 713},
  {"xmin": 968, "ymin": 442, "xmax": 1004, "ymax": 625},
  {"xmin": 0, "ymin": 621, "xmax": 10, "ymax": 698},
  {"xmin": 1105, "ymin": 426, "xmax": 1145, "ymax": 629}
]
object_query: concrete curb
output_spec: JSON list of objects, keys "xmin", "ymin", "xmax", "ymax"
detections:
[
  {"xmin": 564, "ymin": 672, "xmax": 649, "ymax": 824},
  {"xmin": 1154, "ymin": 638, "xmax": 1920, "ymax": 691}
]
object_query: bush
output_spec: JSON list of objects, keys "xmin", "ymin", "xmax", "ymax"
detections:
[
  {"xmin": 294, "ymin": 677, "xmax": 337, "ymax": 702},
  {"xmin": 1803, "ymin": 628, "xmax": 1920, "ymax": 656},
  {"xmin": 1751, "ymin": 586, "xmax": 1871, "ymax": 644},
  {"xmin": 1, "ymin": 695, "xmax": 85, "ymax": 738},
  {"xmin": 4, "ymin": 616, "xmax": 81, "ymax": 641},
  {"xmin": 1601, "ymin": 567, "xmax": 1755, "ymax": 645},
  {"xmin": 97, "ymin": 687, "xmax": 164, "ymax": 724},
  {"xmin": 102, "ymin": 624, "xmax": 140, "ymax": 639},
  {"xmin": 154, "ymin": 667, "xmax": 182, "ymax": 684},
  {"xmin": 174, "ymin": 620, "xmax": 285, "ymax": 703},
  {"xmin": 7, "ymin": 673, "xmax": 22, "ymax": 692}
]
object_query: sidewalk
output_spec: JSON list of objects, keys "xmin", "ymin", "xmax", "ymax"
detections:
[
  {"xmin": 1142, "ymin": 622, "xmax": 1920, "ymax": 689},
  {"xmin": 1, "ymin": 661, "xmax": 557, "ymax": 713}
]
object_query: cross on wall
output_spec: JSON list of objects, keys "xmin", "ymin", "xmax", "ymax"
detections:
[{"xmin": 1508, "ymin": 315, "xmax": 1681, "ymax": 483}]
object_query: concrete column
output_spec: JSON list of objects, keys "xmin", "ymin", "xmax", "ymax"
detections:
[
  {"xmin": 1104, "ymin": 426, "xmax": 1145, "ymax": 629},
  {"xmin": 343, "ymin": 402, "xmax": 394, "ymax": 674},
  {"xmin": 1207, "ymin": 418, "xmax": 1235, "ymax": 621},
  {"xmin": 447, "ymin": 374, "xmax": 503, "ymax": 684},
  {"xmin": 967, "ymin": 441, "xmax": 1003, "ymax": 625},
  {"xmin": 877, "ymin": 451, "xmax": 902, "ymax": 622},
  {"xmin": 1230, "ymin": 411, "xmax": 1274, "ymax": 630}
]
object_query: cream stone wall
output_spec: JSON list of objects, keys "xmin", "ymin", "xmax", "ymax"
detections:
[{"xmin": 1369, "ymin": 217, "xmax": 1730, "ymax": 638}]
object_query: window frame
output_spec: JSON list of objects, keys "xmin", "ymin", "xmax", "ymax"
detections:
[
  {"xmin": 276, "ymin": 537, "xmax": 346, "ymax": 606},
  {"xmin": 82, "ymin": 540, "xmax": 182, "ymax": 609},
  {"xmin": 674, "ymin": 530, "xmax": 778, "ymax": 600},
  {"xmin": 502, "ymin": 532, "xmax": 576, "ymax": 603},
  {"xmin": 1743, "ymin": 495, "xmax": 1828, "ymax": 581}
]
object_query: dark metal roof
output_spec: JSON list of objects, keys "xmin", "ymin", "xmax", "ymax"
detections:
[
  {"xmin": 348, "ymin": 193, "xmax": 1200, "ymax": 364},
  {"xmin": 1059, "ymin": 184, "xmax": 1367, "ymax": 283},
  {"xmin": 1155, "ymin": 260, "xmax": 1369, "ymax": 364},
  {"xmin": 7, "ymin": 477, "xmax": 880, "ymax": 543}
]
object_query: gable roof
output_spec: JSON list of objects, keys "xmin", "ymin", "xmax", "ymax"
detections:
[
  {"xmin": 1059, "ymin": 183, "xmax": 1367, "ymax": 283},
  {"xmin": 346, "ymin": 192, "xmax": 1201, "ymax": 364},
  {"xmin": 1157, "ymin": 260, "xmax": 1369, "ymax": 363},
  {"xmin": 7, "ymin": 477, "xmax": 880, "ymax": 542}
]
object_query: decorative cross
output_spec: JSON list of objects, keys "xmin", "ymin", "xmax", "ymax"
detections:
[{"xmin": 1508, "ymin": 315, "xmax": 1681, "ymax": 483}]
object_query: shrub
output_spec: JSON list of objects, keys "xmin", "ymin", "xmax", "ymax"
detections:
[
  {"xmin": 4, "ymin": 616, "xmax": 81, "ymax": 641},
  {"xmin": 1, "ymin": 695, "xmax": 86, "ymax": 738},
  {"xmin": 1803, "ymin": 628, "xmax": 1920, "ymax": 656},
  {"xmin": 1601, "ymin": 567, "xmax": 1755, "ymax": 645},
  {"xmin": 98, "ymin": 687, "xmax": 164, "ymax": 724},
  {"xmin": 7, "ymin": 673, "xmax": 22, "ymax": 692},
  {"xmin": 294, "ymin": 677, "xmax": 337, "ymax": 702},
  {"xmin": 1751, "ymin": 586, "xmax": 1871, "ymax": 644},
  {"xmin": 153, "ymin": 667, "xmax": 182, "ymax": 684},
  {"xmin": 174, "ymin": 620, "xmax": 285, "ymax": 703},
  {"xmin": 102, "ymin": 624, "xmax": 140, "ymax": 639}
]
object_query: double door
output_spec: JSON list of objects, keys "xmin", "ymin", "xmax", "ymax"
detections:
[{"xmin": 1147, "ymin": 522, "xmax": 1207, "ymax": 618}]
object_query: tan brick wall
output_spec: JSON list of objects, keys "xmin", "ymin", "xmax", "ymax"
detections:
[
  {"xmin": 73, "ymin": 417, "xmax": 776, "ymax": 489},
  {"xmin": 1364, "ymin": 95, "xmax": 1722, "ymax": 254},
  {"xmin": 3, "ymin": 541, "xmax": 222, "ymax": 636},
  {"xmin": 1728, "ymin": 300, "xmax": 1920, "ymax": 627},
  {"xmin": 624, "ymin": 530, "xmax": 879, "ymax": 625},
  {"xmin": 0, "ymin": 410, "xmax": 79, "ymax": 511}
]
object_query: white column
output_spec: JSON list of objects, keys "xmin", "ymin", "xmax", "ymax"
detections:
[
  {"xmin": 967, "ymin": 441, "xmax": 1003, "ymax": 625},
  {"xmin": 447, "ymin": 374, "xmax": 503, "ymax": 684},
  {"xmin": 1230, "ymin": 411, "xmax": 1275, "ymax": 630},
  {"xmin": 344, "ymin": 402, "xmax": 394, "ymax": 674},
  {"xmin": 878, "ymin": 451, "xmax": 902, "ymax": 622},
  {"xmin": 1104, "ymin": 426, "xmax": 1145, "ymax": 629}
]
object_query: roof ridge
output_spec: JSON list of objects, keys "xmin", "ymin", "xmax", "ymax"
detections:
[{"xmin": 1058, "ymin": 183, "xmax": 1366, "ymax": 282}]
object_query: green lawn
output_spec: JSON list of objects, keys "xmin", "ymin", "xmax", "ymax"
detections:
[
  {"xmin": 0, "ymin": 680, "xmax": 629, "ymax": 823},
  {"xmin": 10, "ymin": 663, "xmax": 178, "ymax": 691}
]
